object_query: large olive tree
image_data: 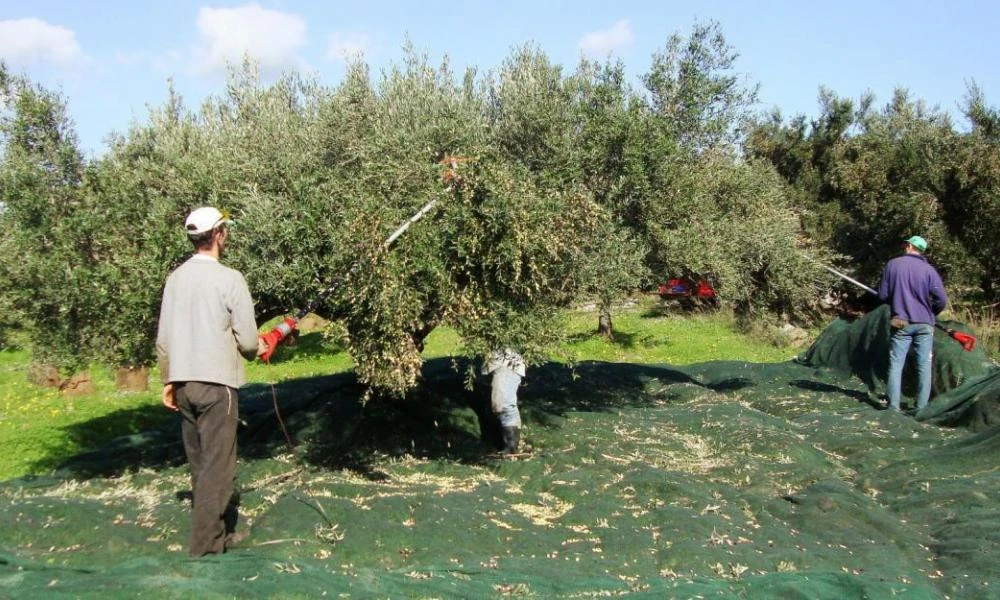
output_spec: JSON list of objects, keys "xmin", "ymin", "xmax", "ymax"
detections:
[
  {"xmin": 6, "ymin": 21, "xmax": 907, "ymax": 391},
  {"xmin": 0, "ymin": 64, "xmax": 101, "ymax": 374}
]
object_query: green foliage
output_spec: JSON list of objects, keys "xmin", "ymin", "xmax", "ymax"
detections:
[
  {"xmin": 747, "ymin": 85, "xmax": 1000, "ymax": 302},
  {"xmin": 486, "ymin": 44, "xmax": 572, "ymax": 174},
  {"xmin": 829, "ymin": 90, "xmax": 965, "ymax": 280},
  {"xmin": 86, "ymin": 85, "xmax": 220, "ymax": 368},
  {"xmin": 573, "ymin": 219, "xmax": 650, "ymax": 336},
  {"xmin": 0, "ymin": 25, "xmax": 795, "ymax": 392},
  {"xmin": 10, "ymin": 21, "xmax": 1000, "ymax": 397},
  {"xmin": 207, "ymin": 50, "xmax": 617, "ymax": 396},
  {"xmin": 642, "ymin": 20, "xmax": 759, "ymax": 154},
  {"xmin": 0, "ymin": 64, "xmax": 99, "ymax": 374},
  {"xmin": 436, "ymin": 159, "xmax": 606, "ymax": 362},
  {"xmin": 965, "ymin": 81, "xmax": 1000, "ymax": 142},
  {"xmin": 560, "ymin": 24, "xmax": 771, "ymax": 331},
  {"xmin": 558, "ymin": 57, "xmax": 653, "ymax": 336},
  {"xmin": 943, "ymin": 84, "xmax": 1000, "ymax": 297},
  {"xmin": 646, "ymin": 153, "xmax": 832, "ymax": 322}
]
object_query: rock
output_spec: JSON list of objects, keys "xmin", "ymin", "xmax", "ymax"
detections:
[
  {"xmin": 115, "ymin": 365, "xmax": 149, "ymax": 392},
  {"xmin": 61, "ymin": 372, "xmax": 96, "ymax": 396},
  {"xmin": 297, "ymin": 313, "xmax": 329, "ymax": 331},
  {"xmin": 779, "ymin": 323, "xmax": 810, "ymax": 347}
]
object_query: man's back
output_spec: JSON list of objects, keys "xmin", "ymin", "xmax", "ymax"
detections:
[
  {"xmin": 156, "ymin": 255, "xmax": 259, "ymax": 388},
  {"xmin": 878, "ymin": 253, "xmax": 947, "ymax": 325}
]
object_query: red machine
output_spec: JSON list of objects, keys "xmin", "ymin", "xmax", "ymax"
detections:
[
  {"xmin": 658, "ymin": 278, "xmax": 717, "ymax": 301},
  {"xmin": 259, "ymin": 317, "xmax": 298, "ymax": 362}
]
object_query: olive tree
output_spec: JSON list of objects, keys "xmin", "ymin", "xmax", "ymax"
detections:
[
  {"xmin": 642, "ymin": 20, "xmax": 759, "ymax": 154},
  {"xmin": 84, "ymin": 86, "xmax": 214, "ymax": 371},
  {"xmin": 291, "ymin": 48, "xmax": 609, "ymax": 395},
  {"xmin": 945, "ymin": 84, "xmax": 1000, "ymax": 297},
  {"xmin": 0, "ymin": 64, "xmax": 101, "ymax": 374},
  {"xmin": 646, "ymin": 151, "xmax": 833, "ymax": 322},
  {"xmin": 823, "ymin": 89, "xmax": 977, "ymax": 286},
  {"xmin": 562, "ymin": 58, "xmax": 652, "ymax": 336}
]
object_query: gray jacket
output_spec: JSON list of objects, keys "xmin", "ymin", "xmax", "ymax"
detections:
[{"xmin": 156, "ymin": 254, "xmax": 259, "ymax": 388}]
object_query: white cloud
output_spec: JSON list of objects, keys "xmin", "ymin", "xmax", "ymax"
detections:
[
  {"xmin": 193, "ymin": 4, "xmax": 306, "ymax": 75},
  {"xmin": 0, "ymin": 18, "xmax": 83, "ymax": 67},
  {"xmin": 326, "ymin": 32, "xmax": 370, "ymax": 63},
  {"xmin": 578, "ymin": 19, "xmax": 634, "ymax": 57}
]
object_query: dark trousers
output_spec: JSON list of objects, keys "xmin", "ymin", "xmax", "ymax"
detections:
[{"xmin": 175, "ymin": 382, "xmax": 238, "ymax": 556}]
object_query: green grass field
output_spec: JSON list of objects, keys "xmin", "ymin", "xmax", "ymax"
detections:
[{"xmin": 0, "ymin": 296, "xmax": 798, "ymax": 481}]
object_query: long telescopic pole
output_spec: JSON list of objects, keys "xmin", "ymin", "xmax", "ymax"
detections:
[
  {"xmin": 817, "ymin": 261, "xmax": 976, "ymax": 352},
  {"xmin": 259, "ymin": 157, "xmax": 465, "ymax": 362},
  {"xmin": 820, "ymin": 264, "xmax": 878, "ymax": 296}
]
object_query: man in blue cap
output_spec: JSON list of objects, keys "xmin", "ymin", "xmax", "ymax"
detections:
[{"xmin": 877, "ymin": 235, "xmax": 948, "ymax": 412}]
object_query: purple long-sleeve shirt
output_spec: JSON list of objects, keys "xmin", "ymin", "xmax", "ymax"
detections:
[{"xmin": 877, "ymin": 253, "xmax": 948, "ymax": 325}]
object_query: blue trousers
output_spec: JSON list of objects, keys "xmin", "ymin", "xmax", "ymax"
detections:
[{"xmin": 887, "ymin": 323, "xmax": 934, "ymax": 411}]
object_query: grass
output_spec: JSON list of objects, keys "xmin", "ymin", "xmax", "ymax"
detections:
[
  {"xmin": 952, "ymin": 303, "xmax": 1000, "ymax": 358},
  {"xmin": 557, "ymin": 298, "xmax": 798, "ymax": 364},
  {"xmin": 0, "ymin": 295, "xmax": 799, "ymax": 481},
  {"xmin": 0, "ymin": 350, "xmax": 168, "ymax": 481}
]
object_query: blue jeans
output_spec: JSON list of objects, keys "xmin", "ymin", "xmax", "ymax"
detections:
[{"xmin": 887, "ymin": 323, "xmax": 934, "ymax": 411}]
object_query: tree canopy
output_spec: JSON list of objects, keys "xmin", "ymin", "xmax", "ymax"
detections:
[{"xmin": 2, "ymin": 21, "xmax": 998, "ymax": 395}]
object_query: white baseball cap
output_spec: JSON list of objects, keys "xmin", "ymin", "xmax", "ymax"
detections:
[{"xmin": 184, "ymin": 207, "xmax": 233, "ymax": 235}]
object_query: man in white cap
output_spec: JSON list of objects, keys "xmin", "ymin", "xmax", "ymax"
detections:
[
  {"xmin": 156, "ymin": 206, "xmax": 266, "ymax": 556},
  {"xmin": 877, "ymin": 235, "xmax": 948, "ymax": 413}
]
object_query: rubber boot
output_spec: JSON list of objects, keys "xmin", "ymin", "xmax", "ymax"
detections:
[{"xmin": 501, "ymin": 426, "xmax": 520, "ymax": 455}]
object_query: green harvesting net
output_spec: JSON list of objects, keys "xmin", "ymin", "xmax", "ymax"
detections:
[{"xmin": 2, "ymin": 306, "xmax": 1000, "ymax": 598}]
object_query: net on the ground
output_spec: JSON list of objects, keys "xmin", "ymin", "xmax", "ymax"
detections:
[{"xmin": 2, "ymin": 308, "xmax": 999, "ymax": 598}]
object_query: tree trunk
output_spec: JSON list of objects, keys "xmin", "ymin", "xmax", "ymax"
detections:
[
  {"xmin": 597, "ymin": 303, "xmax": 614, "ymax": 340},
  {"xmin": 410, "ymin": 318, "xmax": 440, "ymax": 353}
]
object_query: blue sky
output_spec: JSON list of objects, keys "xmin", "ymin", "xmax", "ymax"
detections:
[{"xmin": 1, "ymin": 1, "xmax": 997, "ymax": 158}]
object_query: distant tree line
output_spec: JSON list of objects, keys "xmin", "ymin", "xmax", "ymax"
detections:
[
  {"xmin": 0, "ymin": 21, "xmax": 996, "ymax": 397},
  {"xmin": 746, "ymin": 84, "xmax": 1000, "ymax": 297}
]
